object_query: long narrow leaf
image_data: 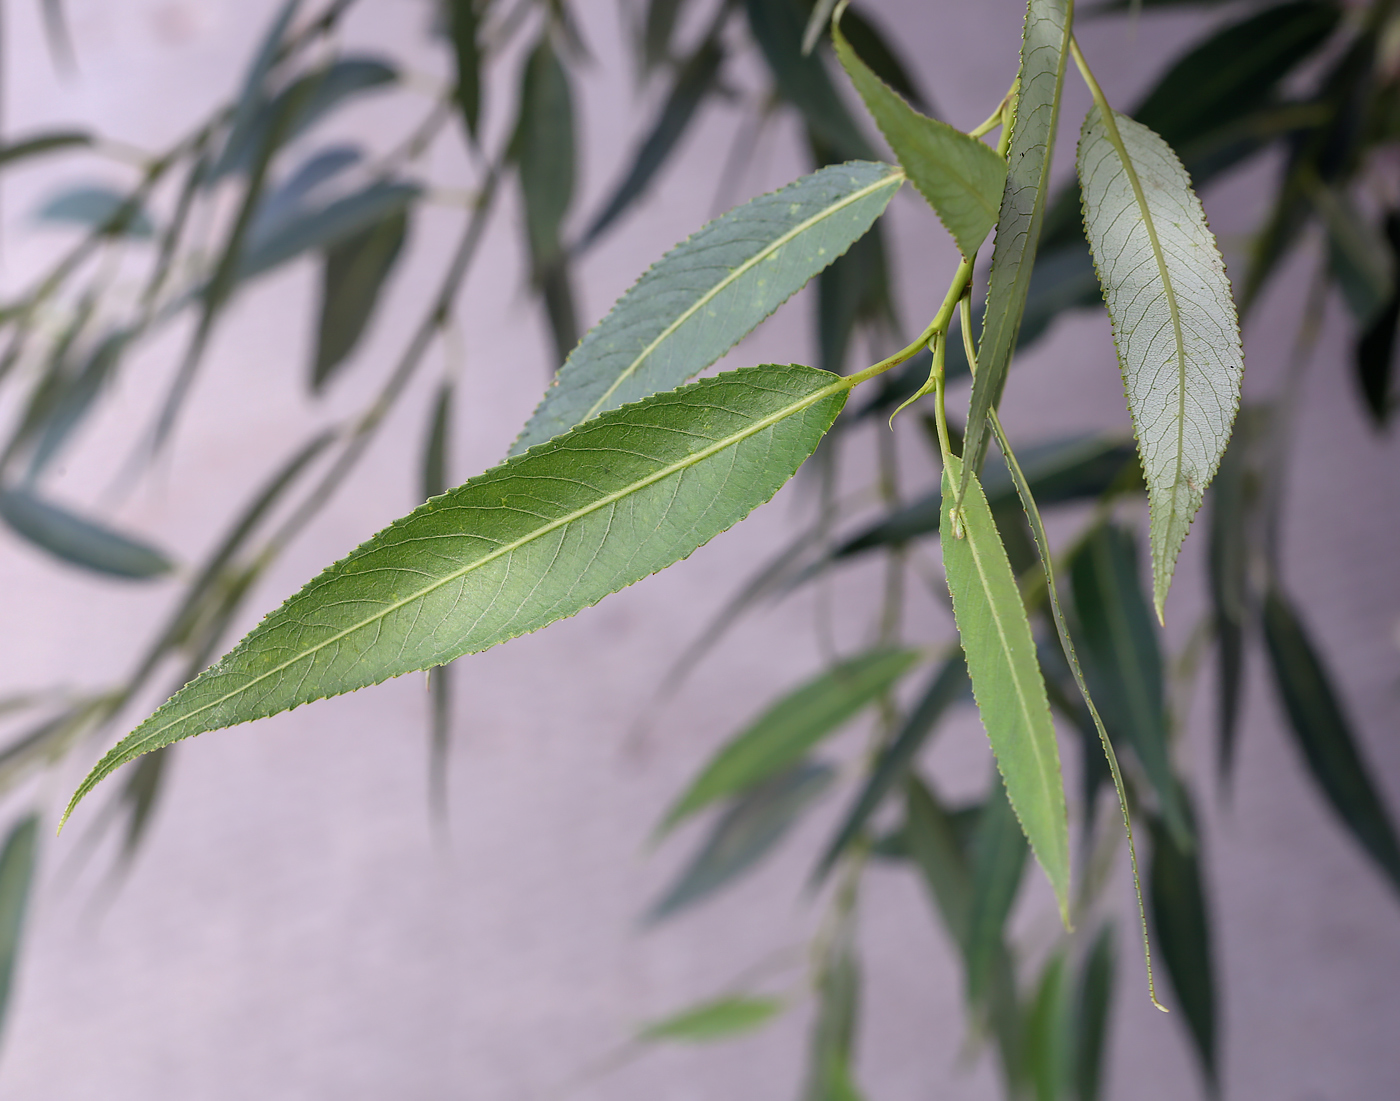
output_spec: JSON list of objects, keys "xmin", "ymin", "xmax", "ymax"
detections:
[
  {"xmin": 66, "ymin": 364, "xmax": 849, "ymax": 820},
  {"xmin": 0, "ymin": 815, "xmax": 39, "ymax": 1040},
  {"xmin": 0, "ymin": 488, "xmax": 172, "ymax": 580},
  {"xmin": 940, "ymin": 451, "xmax": 1070, "ymax": 921},
  {"xmin": 639, "ymin": 995, "xmax": 784, "ymax": 1042},
  {"xmin": 512, "ymin": 161, "xmax": 902, "ymax": 453},
  {"xmin": 965, "ymin": 780, "xmax": 1028, "ymax": 1005},
  {"xmin": 1075, "ymin": 925, "xmax": 1116, "ymax": 1101},
  {"xmin": 312, "ymin": 207, "xmax": 408, "ymax": 389}
]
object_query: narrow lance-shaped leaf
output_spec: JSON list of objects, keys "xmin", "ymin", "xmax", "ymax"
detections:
[
  {"xmin": 513, "ymin": 35, "xmax": 575, "ymax": 269},
  {"xmin": 1025, "ymin": 952, "xmax": 1073, "ymax": 1101},
  {"xmin": 1075, "ymin": 925, "xmax": 1116, "ymax": 1101},
  {"xmin": 1354, "ymin": 209, "xmax": 1400, "ymax": 426},
  {"xmin": 658, "ymin": 647, "xmax": 921, "ymax": 834},
  {"xmin": 832, "ymin": 11, "xmax": 1005, "ymax": 256},
  {"xmin": 512, "ymin": 161, "xmax": 902, "ymax": 453},
  {"xmin": 0, "ymin": 487, "xmax": 173, "ymax": 580},
  {"xmin": 448, "ymin": 0, "xmax": 483, "ymax": 142},
  {"xmin": 960, "ymin": 0, "xmax": 1073, "ymax": 501},
  {"xmin": 940, "ymin": 451, "xmax": 1070, "ymax": 922},
  {"xmin": 965, "ymin": 778, "xmax": 1029, "ymax": 1006},
  {"xmin": 65, "ymin": 364, "xmax": 848, "ymax": 821},
  {"xmin": 1262, "ymin": 584, "xmax": 1400, "ymax": 895},
  {"xmin": 1077, "ymin": 104, "xmax": 1243, "ymax": 618},
  {"xmin": 312, "ymin": 207, "xmax": 408, "ymax": 390},
  {"xmin": 0, "ymin": 815, "xmax": 39, "ymax": 1040},
  {"xmin": 639, "ymin": 995, "xmax": 784, "ymax": 1043}
]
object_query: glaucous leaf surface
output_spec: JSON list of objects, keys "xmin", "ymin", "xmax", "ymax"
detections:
[
  {"xmin": 1077, "ymin": 106, "xmax": 1243, "ymax": 618},
  {"xmin": 832, "ymin": 14, "xmax": 1004, "ymax": 256},
  {"xmin": 512, "ymin": 161, "xmax": 902, "ymax": 453},
  {"xmin": 1025, "ymin": 952, "xmax": 1073, "ymax": 1101},
  {"xmin": 638, "ymin": 995, "xmax": 784, "ymax": 1043},
  {"xmin": 313, "ymin": 207, "xmax": 408, "ymax": 389},
  {"xmin": 66, "ymin": 365, "xmax": 848, "ymax": 820},
  {"xmin": 940, "ymin": 452, "xmax": 1070, "ymax": 922},
  {"xmin": 658, "ymin": 646, "xmax": 921, "ymax": 833},
  {"xmin": 0, "ymin": 488, "xmax": 173, "ymax": 580},
  {"xmin": 961, "ymin": 0, "xmax": 1072, "ymax": 498}
]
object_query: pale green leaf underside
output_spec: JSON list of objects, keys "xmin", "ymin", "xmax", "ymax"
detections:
[
  {"xmin": 658, "ymin": 646, "xmax": 922, "ymax": 834},
  {"xmin": 1077, "ymin": 106, "xmax": 1243, "ymax": 617},
  {"xmin": 962, "ymin": 0, "xmax": 1072, "ymax": 501},
  {"xmin": 832, "ymin": 16, "xmax": 1005, "ymax": 257},
  {"xmin": 940, "ymin": 453, "xmax": 1069, "ymax": 919},
  {"xmin": 511, "ymin": 161, "xmax": 901, "ymax": 454},
  {"xmin": 67, "ymin": 364, "xmax": 848, "ymax": 821}
]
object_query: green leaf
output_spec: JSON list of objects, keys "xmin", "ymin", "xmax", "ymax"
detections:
[
  {"xmin": 961, "ymin": 0, "xmax": 1073, "ymax": 500},
  {"xmin": 814, "ymin": 653, "xmax": 970, "ymax": 879},
  {"xmin": 0, "ymin": 130, "xmax": 91, "ymax": 166},
  {"xmin": 27, "ymin": 330, "xmax": 128, "ymax": 480},
  {"xmin": 940, "ymin": 451, "xmax": 1070, "ymax": 922},
  {"xmin": 421, "ymin": 383, "xmax": 452, "ymax": 502},
  {"xmin": 638, "ymin": 995, "xmax": 784, "ymax": 1043},
  {"xmin": 1355, "ymin": 209, "xmax": 1400, "ymax": 426},
  {"xmin": 513, "ymin": 35, "xmax": 575, "ymax": 268},
  {"xmin": 1069, "ymin": 523, "xmax": 1189, "ymax": 847},
  {"xmin": 312, "ymin": 206, "xmax": 408, "ymax": 390},
  {"xmin": 641, "ymin": 0, "xmax": 692, "ymax": 73},
  {"xmin": 512, "ymin": 161, "xmax": 901, "ymax": 453},
  {"xmin": 35, "ymin": 185, "xmax": 154, "ymax": 237},
  {"xmin": 1149, "ymin": 805, "xmax": 1217, "ymax": 1090},
  {"xmin": 210, "ymin": 0, "xmax": 301, "ymax": 181},
  {"xmin": 1074, "ymin": 925, "xmax": 1116, "ymax": 1101},
  {"xmin": 447, "ymin": 0, "xmax": 483, "ymax": 142},
  {"xmin": 832, "ymin": 13, "xmax": 1005, "ymax": 256},
  {"xmin": 65, "ymin": 364, "xmax": 848, "ymax": 821},
  {"xmin": 1024, "ymin": 951, "xmax": 1072, "ymax": 1101},
  {"xmin": 1262, "ymin": 584, "xmax": 1400, "ymax": 895},
  {"xmin": 658, "ymin": 646, "xmax": 921, "ymax": 835},
  {"xmin": 835, "ymin": 6, "xmax": 931, "ymax": 113},
  {"xmin": 903, "ymin": 775, "xmax": 974, "ymax": 944},
  {"xmin": 965, "ymin": 778, "xmax": 1028, "ymax": 1006},
  {"xmin": 649, "ymin": 761, "xmax": 834, "ymax": 922},
  {"xmin": 801, "ymin": 910, "xmax": 863, "ymax": 1101},
  {"xmin": 817, "ymin": 221, "xmax": 893, "ymax": 374},
  {"xmin": 582, "ymin": 37, "xmax": 724, "ymax": 247},
  {"xmin": 1077, "ymin": 105, "xmax": 1243, "ymax": 619},
  {"xmin": 744, "ymin": 0, "xmax": 874, "ymax": 162},
  {"xmin": 0, "ymin": 487, "xmax": 173, "ymax": 580},
  {"xmin": 1314, "ymin": 180, "xmax": 1394, "ymax": 327},
  {"xmin": 0, "ymin": 815, "xmax": 39, "ymax": 1040},
  {"xmin": 1207, "ymin": 424, "xmax": 1253, "ymax": 780}
]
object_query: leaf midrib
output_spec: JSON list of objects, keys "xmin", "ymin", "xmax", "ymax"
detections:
[
  {"xmin": 579, "ymin": 170, "xmax": 902, "ymax": 423},
  {"xmin": 117, "ymin": 378, "xmax": 849, "ymax": 757}
]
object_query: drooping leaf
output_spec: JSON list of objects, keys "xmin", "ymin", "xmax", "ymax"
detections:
[
  {"xmin": 658, "ymin": 647, "xmax": 921, "ymax": 834},
  {"xmin": 941, "ymin": 451, "xmax": 1070, "ymax": 922},
  {"xmin": 539, "ymin": 260, "xmax": 580, "ymax": 367},
  {"xmin": 641, "ymin": 0, "xmax": 692, "ymax": 73},
  {"xmin": 312, "ymin": 206, "xmax": 408, "ymax": 389},
  {"xmin": 903, "ymin": 775, "xmax": 974, "ymax": 943},
  {"xmin": 816, "ymin": 221, "xmax": 894, "ymax": 374},
  {"xmin": 1070, "ymin": 523, "xmax": 1189, "ymax": 846},
  {"xmin": 638, "ymin": 995, "xmax": 784, "ymax": 1043},
  {"xmin": 649, "ymin": 761, "xmax": 834, "ymax": 921},
  {"xmin": 1148, "ymin": 805, "xmax": 1217, "ymax": 1091},
  {"xmin": 1207, "ymin": 423, "xmax": 1253, "ymax": 781},
  {"xmin": 513, "ymin": 35, "xmax": 575, "ymax": 269},
  {"xmin": 961, "ymin": 0, "xmax": 1072, "ymax": 499},
  {"xmin": 0, "ymin": 130, "xmax": 91, "ymax": 166},
  {"xmin": 35, "ymin": 185, "xmax": 154, "ymax": 238},
  {"xmin": 0, "ymin": 815, "xmax": 39, "ymax": 1040},
  {"xmin": 832, "ymin": 13, "xmax": 1004, "ymax": 256},
  {"xmin": 66, "ymin": 364, "xmax": 848, "ymax": 819},
  {"xmin": 27, "ymin": 330, "xmax": 128, "ymax": 479},
  {"xmin": 1075, "ymin": 925, "xmax": 1116, "ymax": 1101},
  {"xmin": 447, "ymin": 0, "xmax": 483, "ymax": 142},
  {"xmin": 744, "ymin": 0, "xmax": 874, "ymax": 162},
  {"xmin": 965, "ymin": 778, "xmax": 1028, "ymax": 1006},
  {"xmin": 815, "ymin": 653, "xmax": 970, "ymax": 878},
  {"xmin": 1024, "ymin": 951, "xmax": 1072, "ymax": 1101},
  {"xmin": 801, "ymin": 906, "xmax": 863, "ymax": 1101},
  {"xmin": 1262, "ymin": 585, "xmax": 1400, "ymax": 895},
  {"xmin": 512, "ymin": 161, "xmax": 901, "ymax": 453},
  {"xmin": 211, "ymin": 0, "xmax": 302, "ymax": 182},
  {"xmin": 1077, "ymin": 105, "xmax": 1243, "ymax": 619},
  {"xmin": 0, "ymin": 487, "xmax": 173, "ymax": 580},
  {"xmin": 1355, "ymin": 210, "xmax": 1400, "ymax": 425},
  {"xmin": 1314, "ymin": 180, "xmax": 1394, "ymax": 327},
  {"xmin": 582, "ymin": 37, "xmax": 724, "ymax": 246}
]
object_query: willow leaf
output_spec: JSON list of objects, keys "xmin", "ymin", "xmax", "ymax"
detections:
[
  {"xmin": 0, "ymin": 815, "xmax": 38, "ymax": 1039},
  {"xmin": 511, "ymin": 162, "xmax": 902, "ymax": 453},
  {"xmin": 639, "ymin": 995, "xmax": 784, "ymax": 1043},
  {"xmin": 65, "ymin": 365, "xmax": 847, "ymax": 821},
  {"xmin": 1077, "ymin": 105, "xmax": 1243, "ymax": 619},
  {"xmin": 0, "ymin": 488, "xmax": 173, "ymax": 580},
  {"xmin": 960, "ymin": 0, "xmax": 1072, "ymax": 502},
  {"xmin": 940, "ymin": 452, "xmax": 1069, "ymax": 921},
  {"xmin": 832, "ymin": 13, "xmax": 1005, "ymax": 256}
]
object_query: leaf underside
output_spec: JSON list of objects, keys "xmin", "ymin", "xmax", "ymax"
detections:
[
  {"xmin": 67, "ymin": 364, "xmax": 848, "ymax": 820},
  {"xmin": 1077, "ymin": 106, "xmax": 1243, "ymax": 618}
]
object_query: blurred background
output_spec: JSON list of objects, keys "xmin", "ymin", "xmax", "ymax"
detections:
[{"xmin": 0, "ymin": 0, "xmax": 1395, "ymax": 1097}]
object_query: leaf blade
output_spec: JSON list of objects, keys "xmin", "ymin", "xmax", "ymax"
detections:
[
  {"xmin": 639, "ymin": 995, "xmax": 784, "ymax": 1043},
  {"xmin": 0, "ymin": 487, "xmax": 173, "ymax": 580}
]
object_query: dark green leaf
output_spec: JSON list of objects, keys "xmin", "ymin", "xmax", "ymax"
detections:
[
  {"xmin": 638, "ymin": 995, "xmax": 784, "ymax": 1042},
  {"xmin": 965, "ymin": 778, "xmax": 1028, "ymax": 1006},
  {"xmin": 659, "ymin": 647, "xmax": 921, "ymax": 834},
  {"xmin": 312, "ymin": 207, "xmax": 408, "ymax": 389},
  {"xmin": 814, "ymin": 654, "xmax": 970, "ymax": 878},
  {"xmin": 240, "ymin": 180, "xmax": 418, "ymax": 281},
  {"xmin": 903, "ymin": 775, "xmax": 974, "ymax": 944},
  {"xmin": 1075, "ymin": 925, "xmax": 1116, "ymax": 1101},
  {"xmin": 0, "ymin": 815, "xmax": 39, "ymax": 1039},
  {"xmin": 0, "ymin": 487, "xmax": 173, "ymax": 580},
  {"xmin": 513, "ymin": 36, "xmax": 575, "ymax": 268},
  {"xmin": 817, "ymin": 221, "xmax": 893, "ymax": 374},
  {"xmin": 448, "ymin": 0, "xmax": 483, "ymax": 141},
  {"xmin": 67, "ymin": 364, "xmax": 849, "ymax": 820},
  {"xmin": 538, "ymin": 259, "xmax": 580, "ymax": 366},
  {"xmin": 512, "ymin": 161, "xmax": 901, "ymax": 453},
  {"xmin": 1208, "ymin": 424, "xmax": 1253, "ymax": 781},
  {"xmin": 641, "ymin": 0, "xmax": 692, "ymax": 73},
  {"xmin": 1262, "ymin": 585, "xmax": 1400, "ymax": 895},
  {"xmin": 649, "ymin": 761, "xmax": 833, "ymax": 921},
  {"xmin": 1070, "ymin": 523, "xmax": 1189, "ymax": 847},
  {"xmin": 1355, "ymin": 210, "xmax": 1400, "ymax": 425},
  {"xmin": 422, "ymin": 383, "xmax": 452, "ymax": 501},
  {"xmin": 1314, "ymin": 181, "xmax": 1393, "ymax": 327},
  {"xmin": 0, "ymin": 130, "xmax": 91, "ymax": 166},
  {"xmin": 1149, "ymin": 805, "xmax": 1217, "ymax": 1090},
  {"xmin": 1025, "ymin": 951, "xmax": 1072, "ymax": 1101},
  {"xmin": 35, "ymin": 185, "xmax": 154, "ymax": 237},
  {"xmin": 832, "ymin": 12, "xmax": 1004, "ymax": 256},
  {"xmin": 744, "ymin": 0, "xmax": 874, "ymax": 162},
  {"xmin": 961, "ymin": 0, "xmax": 1072, "ymax": 500},
  {"xmin": 582, "ymin": 38, "xmax": 724, "ymax": 246}
]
